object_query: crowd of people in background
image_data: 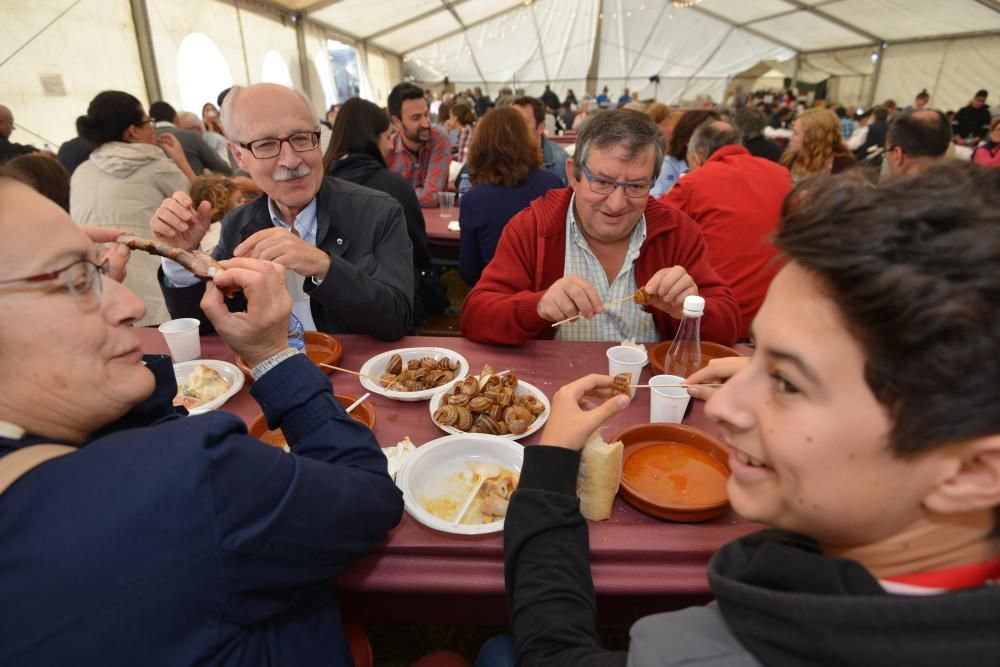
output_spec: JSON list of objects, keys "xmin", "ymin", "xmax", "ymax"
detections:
[{"xmin": 2, "ymin": 69, "xmax": 999, "ymax": 667}]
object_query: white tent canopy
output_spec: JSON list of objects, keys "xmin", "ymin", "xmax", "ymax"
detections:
[{"xmin": 1, "ymin": 0, "xmax": 998, "ymax": 149}]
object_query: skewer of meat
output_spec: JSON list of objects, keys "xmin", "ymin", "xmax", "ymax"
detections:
[
  {"xmin": 116, "ymin": 234, "xmax": 237, "ymax": 297},
  {"xmin": 550, "ymin": 288, "xmax": 651, "ymax": 328}
]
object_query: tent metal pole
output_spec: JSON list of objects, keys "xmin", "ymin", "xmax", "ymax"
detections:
[
  {"xmin": 130, "ymin": 0, "xmax": 161, "ymax": 104},
  {"xmin": 234, "ymin": 2, "xmax": 254, "ymax": 86},
  {"xmin": 677, "ymin": 27, "xmax": 734, "ymax": 104},
  {"xmin": 528, "ymin": 2, "xmax": 551, "ymax": 85},
  {"xmin": 295, "ymin": 16, "xmax": 313, "ymax": 99},
  {"xmin": 866, "ymin": 43, "xmax": 885, "ymax": 109},
  {"xmin": 585, "ymin": 0, "xmax": 604, "ymax": 96}
]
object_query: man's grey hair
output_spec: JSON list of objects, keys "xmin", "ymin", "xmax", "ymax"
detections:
[
  {"xmin": 176, "ymin": 111, "xmax": 204, "ymax": 131},
  {"xmin": 572, "ymin": 109, "xmax": 666, "ymax": 181},
  {"xmin": 688, "ymin": 120, "xmax": 741, "ymax": 162},
  {"xmin": 220, "ymin": 84, "xmax": 317, "ymax": 142},
  {"xmin": 732, "ymin": 107, "xmax": 766, "ymax": 141}
]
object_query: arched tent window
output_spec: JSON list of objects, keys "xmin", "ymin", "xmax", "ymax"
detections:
[
  {"xmin": 261, "ymin": 50, "xmax": 294, "ymax": 88},
  {"xmin": 177, "ymin": 33, "xmax": 233, "ymax": 113}
]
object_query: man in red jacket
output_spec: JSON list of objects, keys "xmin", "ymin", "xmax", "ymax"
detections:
[
  {"xmin": 661, "ymin": 120, "xmax": 792, "ymax": 337},
  {"xmin": 461, "ymin": 110, "xmax": 740, "ymax": 346}
]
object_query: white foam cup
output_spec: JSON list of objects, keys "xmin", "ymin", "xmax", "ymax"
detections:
[
  {"xmin": 606, "ymin": 345, "xmax": 647, "ymax": 398},
  {"xmin": 649, "ymin": 374, "xmax": 691, "ymax": 423},
  {"xmin": 158, "ymin": 318, "xmax": 202, "ymax": 362}
]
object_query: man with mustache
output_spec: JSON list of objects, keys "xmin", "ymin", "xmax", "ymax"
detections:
[
  {"xmin": 461, "ymin": 109, "xmax": 741, "ymax": 345},
  {"xmin": 151, "ymin": 84, "xmax": 414, "ymax": 341},
  {"xmin": 386, "ymin": 82, "xmax": 451, "ymax": 208}
]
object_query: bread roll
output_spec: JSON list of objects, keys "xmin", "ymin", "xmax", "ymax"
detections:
[{"xmin": 576, "ymin": 431, "xmax": 623, "ymax": 521}]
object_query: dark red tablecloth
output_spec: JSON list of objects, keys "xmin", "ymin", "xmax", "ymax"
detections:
[
  {"xmin": 137, "ymin": 330, "xmax": 760, "ymax": 626},
  {"xmin": 423, "ymin": 207, "xmax": 460, "ymax": 246}
]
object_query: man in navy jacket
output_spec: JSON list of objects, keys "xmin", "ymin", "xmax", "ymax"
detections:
[{"xmin": 0, "ymin": 175, "xmax": 403, "ymax": 666}]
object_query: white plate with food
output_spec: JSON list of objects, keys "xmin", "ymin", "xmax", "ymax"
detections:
[
  {"xmin": 173, "ymin": 360, "xmax": 244, "ymax": 415},
  {"xmin": 428, "ymin": 370, "xmax": 550, "ymax": 441},
  {"xmin": 358, "ymin": 347, "xmax": 469, "ymax": 402},
  {"xmin": 396, "ymin": 433, "xmax": 524, "ymax": 535}
]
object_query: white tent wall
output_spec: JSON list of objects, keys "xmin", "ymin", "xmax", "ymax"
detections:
[
  {"xmin": 873, "ymin": 36, "xmax": 1000, "ymax": 112},
  {"xmin": 147, "ymin": 0, "xmax": 250, "ymax": 112},
  {"xmin": 2, "ymin": 0, "xmax": 148, "ymax": 148}
]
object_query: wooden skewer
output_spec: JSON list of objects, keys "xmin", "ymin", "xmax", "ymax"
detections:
[
  {"xmin": 630, "ymin": 382, "xmax": 724, "ymax": 389},
  {"xmin": 319, "ymin": 363, "xmax": 383, "ymax": 383},
  {"xmin": 550, "ymin": 291, "xmax": 644, "ymax": 328}
]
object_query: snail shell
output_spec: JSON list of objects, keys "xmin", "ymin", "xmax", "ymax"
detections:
[
  {"xmin": 420, "ymin": 357, "xmax": 439, "ymax": 371},
  {"xmin": 488, "ymin": 403, "xmax": 505, "ymax": 422},
  {"xmin": 379, "ymin": 372, "xmax": 398, "ymax": 388},
  {"xmin": 434, "ymin": 404, "xmax": 459, "ymax": 426},
  {"xmin": 458, "ymin": 376, "xmax": 480, "ymax": 396},
  {"xmin": 516, "ymin": 394, "xmax": 546, "ymax": 416},
  {"xmin": 447, "ymin": 393, "xmax": 472, "ymax": 406},
  {"xmin": 504, "ymin": 405, "xmax": 533, "ymax": 427},
  {"xmin": 497, "ymin": 386, "xmax": 516, "ymax": 407},
  {"xmin": 454, "ymin": 406, "xmax": 474, "ymax": 431},
  {"xmin": 386, "ymin": 354, "xmax": 403, "ymax": 376},
  {"xmin": 471, "ymin": 414, "xmax": 501, "ymax": 435},
  {"xmin": 468, "ymin": 396, "xmax": 494, "ymax": 413},
  {"xmin": 508, "ymin": 419, "xmax": 530, "ymax": 435}
]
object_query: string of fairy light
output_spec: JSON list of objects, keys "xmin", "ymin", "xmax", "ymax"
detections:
[{"xmin": 401, "ymin": 0, "xmax": 699, "ymax": 77}]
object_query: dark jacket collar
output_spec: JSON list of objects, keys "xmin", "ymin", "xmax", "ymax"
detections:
[{"xmin": 710, "ymin": 529, "xmax": 1000, "ymax": 666}]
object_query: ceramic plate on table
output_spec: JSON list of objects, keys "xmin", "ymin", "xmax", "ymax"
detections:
[
  {"xmin": 396, "ymin": 433, "xmax": 524, "ymax": 535},
  {"xmin": 236, "ymin": 331, "xmax": 343, "ymax": 381},
  {"xmin": 173, "ymin": 360, "xmax": 244, "ymax": 415},
  {"xmin": 359, "ymin": 347, "xmax": 469, "ymax": 402},
  {"xmin": 428, "ymin": 376, "xmax": 550, "ymax": 441}
]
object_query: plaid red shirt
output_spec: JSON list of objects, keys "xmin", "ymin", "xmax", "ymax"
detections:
[
  {"xmin": 387, "ymin": 127, "xmax": 451, "ymax": 207},
  {"xmin": 456, "ymin": 124, "xmax": 473, "ymax": 163}
]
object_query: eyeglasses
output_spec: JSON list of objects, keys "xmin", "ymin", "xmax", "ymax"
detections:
[
  {"xmin": 578, "ymin": 163, "xmax": 652, "ymax": 198},
  {"xmin": 136, "ymin": 118, "xmax": 154, "ymax": 127},
  {"xmin": 237, "ymin": 131, "xmax": 321, "ymax": 159},
  {"xmin": 0, "ymin": 258, "xmax": 109, "ymax": 307}
]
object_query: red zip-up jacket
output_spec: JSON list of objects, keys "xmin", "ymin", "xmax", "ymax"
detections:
[
  {"xmin": 461, "ymin": 187, "xmax": 741, "ymax": 345},
  {"xmin": 661, "ymin": 145, "xmax": 791, "ymax": 337}
]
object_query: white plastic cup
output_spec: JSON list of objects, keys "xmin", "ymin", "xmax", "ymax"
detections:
[
  {"xmin": 649, "ymin": 374, "xmax": 691, "ymax": 424},
  {"xmin": 437, "ymin": 191, "xmax": 456, "ymax": 217},
  {"xmin": 606, "ymin": 345, "xmax": 647, "ymax": 398},
  {"xmin": 158, "ymin": 318, "xmax": 201, "ymax": 362}
]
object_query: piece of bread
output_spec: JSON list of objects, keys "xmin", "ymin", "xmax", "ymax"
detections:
[{"xmin": 576, "ymin": 431, "xmax": 624, "ymax": 521}]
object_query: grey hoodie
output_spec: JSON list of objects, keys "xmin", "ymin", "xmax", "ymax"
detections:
[{"xmin": 70, "ymin": 142, "xmax": 189, "ymax": 327}]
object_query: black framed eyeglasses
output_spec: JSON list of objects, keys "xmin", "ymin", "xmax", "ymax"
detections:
[
  {"xmin": 0, "ymin": 258, "xmax": 109, "ymax": 307},
  {"xmin": 237, "ymin": 131, "xmax": 321, "ymax": 159},
  {"xmin": 579, "ymin": 163, "xmax": 652, "ymax": 198}
]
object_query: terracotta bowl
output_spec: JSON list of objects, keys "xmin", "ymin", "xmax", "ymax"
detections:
[
  {"xmin": 648, "ymin": 340, "xmax": 741, "ymax": 375},
  {"xmin": 237, "ymin": 331, "xmax": 344, "ymax": 381},
  {"xmin": 248, "ymin": 393, "xmax": 376, "ymax": 448},
  {"xmin": 611, "ymin": 423, "xmax": 731, "ymax": 522}
]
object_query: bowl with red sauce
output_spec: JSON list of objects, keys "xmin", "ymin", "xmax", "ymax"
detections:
[
  {"xmin": 236, "ymin": 331, "xmax": 343, "ymax": 381},
  {"xmin": 611, "ymin": 423, "xmax": 730, "ymax": 522}
]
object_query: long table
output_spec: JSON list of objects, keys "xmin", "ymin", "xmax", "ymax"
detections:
[
  {"xmin": 137, "ymin": 330, "xmax": 760, "ymax": 627},
  {"xmin": 424, "ymin": 206, "xmax": 460, "ymax": 245}
]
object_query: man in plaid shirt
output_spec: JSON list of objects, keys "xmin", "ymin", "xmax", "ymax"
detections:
[{"xmin": 387, "ymin": 83, "xmax": 451, "ymax": 207}]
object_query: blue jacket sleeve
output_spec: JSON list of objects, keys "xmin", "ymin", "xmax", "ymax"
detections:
[{"xmin": 207, "ymin": 354, "xmax": 403, "ymax": 625}]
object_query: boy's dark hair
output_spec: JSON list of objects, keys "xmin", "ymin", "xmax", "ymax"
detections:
[
  {"xmin": 774, "ymin": 163, "xmax": 1000, "ymax": 455},
  {"xmin": 667, "ymin": 109, "xmax": 720, "ymax": 160},
  {"xmin": 887, "ymin": 110, "xmax": 951, "ymax": 159},
  {"xmin": 387, "ymin": 83, "xmax": 426, "ymax": 119}
]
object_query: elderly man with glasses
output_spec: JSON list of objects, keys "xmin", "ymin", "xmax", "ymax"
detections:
[
  {"xmin": 461, "ymin": 109, "xmax": 740, "ymax": 345},
  {"xmin": 150, "ymin": 83, "xmax": 414, "ymax": 341}
]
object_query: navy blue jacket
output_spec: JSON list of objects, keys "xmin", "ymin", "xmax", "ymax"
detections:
[
  {"xmin": 458, "ymin": 168, "xmax": 563, "ymax": 286},
  {"xmin": 0, "ymin": 354, "xmax": 403, "ymax": 666}
]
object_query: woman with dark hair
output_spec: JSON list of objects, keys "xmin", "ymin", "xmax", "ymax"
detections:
[
  {"xmin": 6, "ymin": 153, "xmax": 70, "ymax": 211},
  {"xmin": 322, "ymin": 97, "xmax": 443, "ymax": 325},
  {"xmin": 459, "ymin": 107, "xmax": 562, "ymax": 286},
  {"xmin": 651, "ymin": 109, "xmax": 719, "ymax": 196},
  {"xmin": 70, "ymin": 90, "xmax": 195, "ymax": 326},
  {"xmin": 449, "ymin": 103, "xmax": 476, "ymax": 162}
]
